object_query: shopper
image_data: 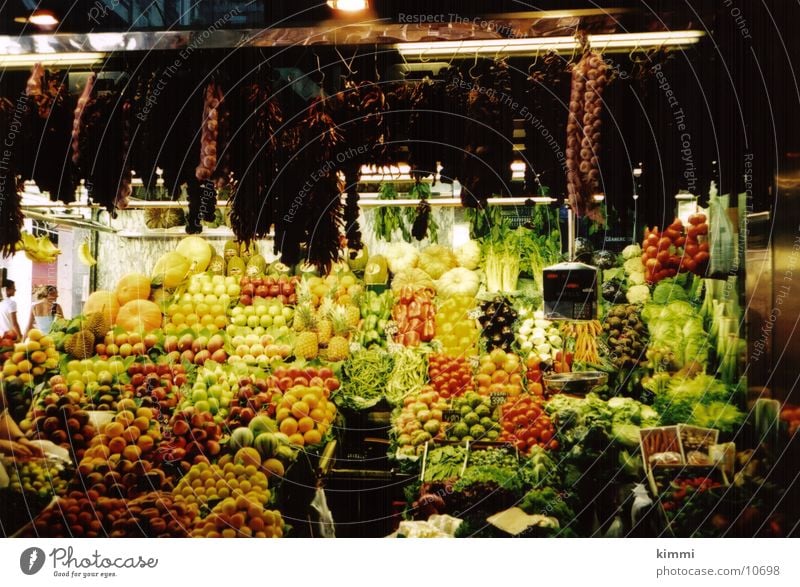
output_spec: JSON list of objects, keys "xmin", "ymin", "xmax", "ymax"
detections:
[
  {"xmin": 0, "ymin": 280, "xmax": 21, "ymax": 339},
  {"xmin": 26, "ymin": 285, "xmax": 63, "ymax": 334}
]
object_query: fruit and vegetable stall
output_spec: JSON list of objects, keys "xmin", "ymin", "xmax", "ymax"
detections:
[
  {"xmin": 0, "ymin": 9, "xmax": 795, "ymax": 538},
  {"xmin": 0, "ymin": 218, "xmax": 795, "ymax": 537}
]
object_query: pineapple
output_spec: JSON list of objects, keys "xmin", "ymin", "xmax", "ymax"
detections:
[
  {"xmin": 292, "ymin": 295, "xmax": 314, "ymax": 332},
  {"xmin": 326, "ymin": 306, "xmax": 352, "ymax": 362},
  {"xmin": 344, "ymin": 304, "xmax": 361, "ymax": 328},
  {"xmin": 316, "ymin": 298, "xmax": 334, "ymax": 346},
  {"xmin": 293, "ymin": 303, "xmax": 319, "ymax": 360},
  {"xmin": 294, "ymin": 331, "xmax": 319, "ymax": 360}
]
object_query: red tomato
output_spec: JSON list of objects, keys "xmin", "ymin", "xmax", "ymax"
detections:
[{"xmin": 658, "ymin": 236, "xmax": 673, "ymax": 249}]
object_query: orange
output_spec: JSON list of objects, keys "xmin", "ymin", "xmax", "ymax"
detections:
[
  {"xmin": 279, "ymin": 417, "xmax": 298, "ymax": 436},
  {"xmin": 275, "ymin": 408, "xmax": 290, "ymax": 423},
  {"xmin": 303, "ymin": 429, "xmax": 322, "ymax": 445},
  {"xmin": 122, "ymin": 426, "xmax": 140, "ymax": 443},
  {"xmin": 288, "ymin": 433, "xmax": 304, "ymax": 446},
  {"xmin": 133, "ymin": 416, "xmax": 150, "ymax": 432},
  {"xmin": 115, "ymin": 410, "xmax": 136, "ymax": 427},
  {"xmin": 309, "ymin": 408, "xmax": 326, "ymax": 423},
  {"xmin": 104, "ymin": 421, "xmax": 124, "ymax": 438},
  {"xmin": 249, "ymin": 516, "xmax": 265, "ymax": 532},
  {"xmin": 122, "ymin": 444, "xmax": 142, "ymax": 461},
  {"xmin": 136, "ymin": 434, "xmax": 154, "ymax": 452},
  {"xmin": 136, "ymin": 407, "xmax": 154, "ymax": 420},
  {"xmin": 301, "ymin": 394, "xmax": 319, "ymax": 410},
  {"xmin": 108, "ymin": 436, "xmax": 127, "ymax": 455},
  {"xmin": 290, "ymin": 401, "xmax": 310, "ymax": 420},
  {"xmin": 297, "ymin": 417, "xmax": 315, "ymax": 434}
]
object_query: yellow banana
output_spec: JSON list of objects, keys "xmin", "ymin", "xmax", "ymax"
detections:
[{"xmin": 78, "ymin": 241, "xmax": 96, "ymax": 266}]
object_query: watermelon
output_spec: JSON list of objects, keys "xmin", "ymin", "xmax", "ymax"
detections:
[
  {"xmin": 254, "ymin": 433, "xmax": 280, "ymax": 459},
  {"xmin": 229, "ymin": 427, "xmax": 254, "ymax": 451}
]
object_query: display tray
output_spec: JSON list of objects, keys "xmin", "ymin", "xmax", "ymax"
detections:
[{"xmin": 543, "ymin": 371, "xmax": 608, "ymax": 396}]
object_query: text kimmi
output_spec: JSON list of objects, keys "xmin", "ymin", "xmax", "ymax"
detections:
[{"xmin": 656, "ymin": 549, "xmax": 695, "ymax": 559}]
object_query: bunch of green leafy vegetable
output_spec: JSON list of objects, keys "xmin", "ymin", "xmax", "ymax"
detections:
[
  {"xmin": 642, "ymin": 300, "xmax": 710, "ymax": 370},
  {"xmin": 423, "ymin": 446, "xmax": 466, "ymax": 482},
  {"xmin": 519, "ymin": 487, "xmax": 577, "ymax": 528},
  {"xmin": 654, "ymin": 373, "xmax": 744, "ymax": 431},
  {"xmin": 480, "ymin": 211, "xmax": 522, "ymax": 293},
  {"xmin": 453, "ymin": 465, "xmax": 526, "ymax": 496}
]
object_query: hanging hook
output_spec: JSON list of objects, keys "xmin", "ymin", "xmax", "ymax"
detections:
[
  {"xmin": 373, "ymin": 44, "xmax": 380, "ymax": 81},
  {"xmin": 468, "ymin": 49, "xmax": 480, "ymax": 80},
  {"xmin": 528, "ymin": 48, "xmax": 541, "ymax": 74},
  {"xmin": 448, "ymin": 40, "xmax": 465, "ymax": 66},
  {"xmin": 314, "ymin": 51, "xmax": 325, "ymax": 88}
]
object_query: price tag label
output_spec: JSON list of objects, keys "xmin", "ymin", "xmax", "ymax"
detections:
[
  {"xmin": 385, "ymin": 321, "xmax": 399, "ymax": 337},
  {"xmin": 490, "ymin": 392, "xmax": 508, "ymax": 407},
  {"xmin": 442, "ymin": 410, "xmax": 461, "ymax": 423},
  {"xmin": 467, "ymin": 309, "xmax": 482, "ymax": 320}
]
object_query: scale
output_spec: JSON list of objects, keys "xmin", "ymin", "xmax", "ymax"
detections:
[{"xmin": 542, "ymin": 204, "xmax": 599, "ymax": 321}]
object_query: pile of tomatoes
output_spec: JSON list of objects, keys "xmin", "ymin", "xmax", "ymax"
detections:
[
  {"xmin": 498, "ymin": 395, "xmax": 557, "ymax": 454},
  {"xmin": 392, "ymin": 287, "xmax": 435, "ymax": 347},
  {"xmin": 428, "ymin": 354, "xmax": 474, "ymax": 399},
  {"xmin": 641, "ymin": 213, "xmax": 709, "ymax": 284}
]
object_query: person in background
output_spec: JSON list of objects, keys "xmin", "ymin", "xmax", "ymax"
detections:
[
  {"xmin": 0, "ymin": 280, "xmax": 21, "ymax": 339},
  {"xmin": 26, "ymin": 285, "xmax": 63, "ymax": 335}
]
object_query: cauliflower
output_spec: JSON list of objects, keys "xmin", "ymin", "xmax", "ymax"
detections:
[
  {"xmin": 626, "ymin": 284, "xmax": 651, "ymax": 304},
  {"xmin": 622, "ymin": 244, "xmax": 642, "ymax": 260},
  {"xmin": 623, "ymin": 257, "xmax": 645, "ymax": 276},
  {"xmin": 628, "ymin": 271, "xmax": 646, "ymax": 285}
]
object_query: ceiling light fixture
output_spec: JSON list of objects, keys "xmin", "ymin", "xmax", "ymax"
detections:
[
  {"xmin": 327, "ymin": 0, "xmax": 369, "ymax": 13},
  {"xmin": 13, "ymin": 11, "xmax": 59, "ymax": 29},
  {"xmin": 395, "ymin": 30, "xmax": 704, "ymax": 58},
  {"xmin": 0, "ymin": 52, "xmax": 105, "ymax": 68}
]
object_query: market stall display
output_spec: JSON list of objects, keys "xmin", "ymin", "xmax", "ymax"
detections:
[{"xmin": 0, "ymin": 24, "xmax": 792, "ymax": 541}]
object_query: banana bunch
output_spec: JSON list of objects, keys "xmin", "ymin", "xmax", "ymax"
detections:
[
  {"xmin": 18, "ymin": 232, "xmax": 61, "ymax": 264},
  {"xmin": 77, "ymin": 241, "xmax": 96, "ymax": 266}
]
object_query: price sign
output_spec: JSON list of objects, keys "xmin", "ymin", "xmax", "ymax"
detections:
[
  {"xmin": 442, "ymin": 410, "xmax": 461, "ymax": 423},
  {"xmin": 467, "ymin": 308, "xmax": 482, "ymax": 320},
  {"xmin": 490, "ymin": 392, "xmax": 508, "ymax": 407}
]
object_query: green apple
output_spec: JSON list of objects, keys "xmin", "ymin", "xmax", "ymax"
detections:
[
  {"xmin": 212, "ymin": 275, "xmax": 225, "ymax": 285},
  {"xmin": 192, "ymin": 389, "xmax": 208, "ymax": 403},
  {"xmin": 259, "ymin": 314, "xmax": 273, "ymax": 327},
  {"xmin": 273, "ymin": 315, "xmax": 286, "ymax": 328},
  {"xmin": 226, "ymin": 284, "xmax": 240, "ymax": 297},
  {"xmin": 255, "ymin": 304, "xmax": 269, "ymax": 316},
  {"xmin": 202, "ymin": 283, "xmax": 214, "ymax": 295},
  {"xmin": 247, "ymin": 315, "xmax": 260, "ymax": 328},
  {"xmin": 194, "ymin": 400, "xmax": 211, "ymax": 414},
  {"xmin": 232, "ymin": 314, "xmax": 247, "ymax": 327},
  {"xmin": 281, "ymin": 307, "xmax": 293, "ymax": 320},
  {"xmin": 254, "ymin": 326, "xmax": 265, "ymax": 336},
  {"xmin": 97, "ymin": 370, "xmax": 113, "ymax": 385},
  {"xmin": 204, "ymin": 294, "xmax": 218, "ymax": 304},
  {"xmin": 268, "ymin": 305, "xmax": 280, "ymax": 317}
]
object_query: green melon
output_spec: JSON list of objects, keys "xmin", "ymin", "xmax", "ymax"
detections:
[
  {"xmin": 364, "ymin": 255, "xmax": 389, "ymax": 284},
  {"xmin": 254, "ymin": 433, "xmax": 280, "ymax": 459},
  {"xmin": 249, "ymin": 415, "xmax": 278, "ymax": 436},
  {"xmin": 229, "ymin": 427, "xmax": 254, "ymax": 451},
  {"xmin": 227, "ymin": 256, "xmax": 245, "ymax": 278}
]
